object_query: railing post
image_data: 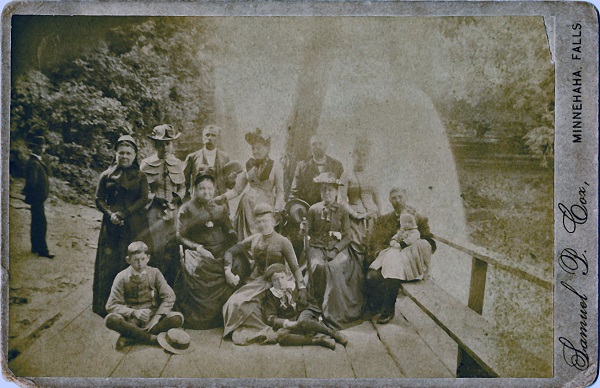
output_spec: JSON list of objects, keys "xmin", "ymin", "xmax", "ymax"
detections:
[
  {"xmin": 467, "ymin": 257, "xmax": 488, "ymax": 314},
  {"xmin": 456, "ymin": 257, "xmax": 491, "ymax": 377}
]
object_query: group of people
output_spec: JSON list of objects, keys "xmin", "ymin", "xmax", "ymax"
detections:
[{"xmin": 46, "ymin": 123, "xmax": 436, "ymax": 352}]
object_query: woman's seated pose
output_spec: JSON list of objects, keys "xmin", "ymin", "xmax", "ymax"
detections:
[
  {"xmin": 174, "ymin": 174, "xmax": 238, "ymax": 329},
  {"xmin": 222, "ymin": 203, "xmax": 307, "ymax": 345},
  {"xmin": 300, "ymin": 172, "xmax": 366, "ymax": 329}
]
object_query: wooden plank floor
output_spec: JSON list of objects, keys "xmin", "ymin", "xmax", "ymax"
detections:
[{"xmin": 8, "ymin": 299, "xmax": 457, "ymax": 380}]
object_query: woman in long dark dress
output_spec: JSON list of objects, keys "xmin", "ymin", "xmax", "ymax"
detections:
[
  {"xmin": 300, "ymin": 172, "xmax": 365, "ymax": 328},
  {"xmin": 140, "ymin": 124, "xmax": 186, "ymax": 287},
  {"xmin": 175, "ymin": 174, "xmax": 238, "ymax": 329},
  {"xmin": 93, "ymin": 135, "xmax": 151, "ymax": 317}
]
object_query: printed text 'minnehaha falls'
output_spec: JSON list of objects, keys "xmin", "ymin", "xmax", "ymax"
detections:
[{"xmin": 572, "ymin": 23, "xmax": 582, "ymax": 143}]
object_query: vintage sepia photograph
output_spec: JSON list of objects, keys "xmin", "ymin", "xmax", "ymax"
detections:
[{"xmin": 1, "ymin": 4, "xmax": 595, "ymax": 385}]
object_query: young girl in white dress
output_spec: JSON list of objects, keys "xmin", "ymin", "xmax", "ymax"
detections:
[{"xmin": 369, "ymin": 212, "xmax": 423, "ymax": 280}]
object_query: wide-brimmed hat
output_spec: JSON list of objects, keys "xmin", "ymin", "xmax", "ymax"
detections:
[
  {"xmin": 223, "ymin": 161, "xmax": 243, "ymax": 177},
  {"xmin": 157, "ymin": 329, "xmax": 195, "ymax": 354},
  {"xmin": 245, "ymin": 128, "xmax": 271, "ymax": 146},
  {"xmin": 263, "ymin": 263, "xmax": 287, "ymax": 282},
  {"xmin": 114, "ymin": 135, "xmax": 138, "ymax": 151},
  {"xmin": 284, "ymin": 199, "xmax": 310, "ymax": 224},
  {"xmin": 313, "ymin": 172, "xmax": 343, "ymax": 187},
  {"xmin": 148, "ymin": 124, "xmax": 181, "ymax": 141}
]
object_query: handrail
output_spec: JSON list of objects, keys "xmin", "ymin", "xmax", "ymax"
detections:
[
  {"xmin": 431, "ymin": 232, "xmax": 552, "ymax": 377},
  {"xmin": 431, "ymin": 233, "xmax": 552, "ymax": 291}
]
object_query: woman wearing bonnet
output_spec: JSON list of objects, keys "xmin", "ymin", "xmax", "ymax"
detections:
[
  {"xmin": 93, "ymin": 135, "xmax": 151, "ymax": 317},
  {"xmin": 175, "ymin": 173, "xmax": 238, "ymax": 329},
  {"xmin": 214, "ymin": 128, "xmax": 285, "ymax": 240}
]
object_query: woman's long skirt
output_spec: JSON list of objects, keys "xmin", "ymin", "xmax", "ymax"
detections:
[
  {"xmin": 92, "ymin": 220, "xmax": 131, "ymax": 317},
  {"xmin": 146, "ymin": 204, "xmax": 179, "ymax": 286},
  {"xmin": 308, "ymin": 244, "xmax": 365, "ymax": 329},
  {"xmin": 175, "ymin": 242, "xmax": 235, "ymax": 330},
  {"xmin": 222, "ymin": 278, "xmax": 271, "ymax": 342}
]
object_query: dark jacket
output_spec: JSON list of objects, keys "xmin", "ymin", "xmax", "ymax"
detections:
[
  {"xmin": 23, "ymin": 155, "xmax": 49, "ymax": 205},
  {"xmin": 369, "ymin": 210, "xmax": 436, "ymax": 261},
  {"xmin": 289, "ymin": 155, "xmax": 344, "ymax": 205},
  {"xmin": 307, "ymin": 201, "xmax": 351, "ymax": 252},
  {"xmin": 176, "ymin": 197, "xmax": 236, "ymax": 253},
  {"xmin": 262, "ymin": 290, "xmax": 299, "ymax": 330},
  {"xmin": 183, "ymin": 148, "xmax": 230, "ymax": 197}
]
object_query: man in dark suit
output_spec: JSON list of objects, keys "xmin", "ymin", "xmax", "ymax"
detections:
[
  {"xmin": 366, "ymin": 187, "xmax": 436, "ymax": 323},
  {"xmin": 288, "ymin": 135, "xmax": 344, "ymax": 205},
  {"xmin": 23, "ymin": 136, "xmax": 54, "ymax": 258},
  {"xmin": 183, "ymin": 125, "xmax": 230, "ymax": 199}
]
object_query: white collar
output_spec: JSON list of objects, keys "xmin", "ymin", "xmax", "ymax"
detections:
[
  {"xmin": 312, "ymin": 155, "xmax": 327, "ymax": 165},
  {"xmin": 203, "ymin": 147, "xmax": 217, "ymax": 155},
  {"xmin": 31, "ymin": 153, "xmax": 42, "ymax": 161},
  {"xmin": 129, "ymin": 267, "xmax": 147, "ymax": 277}
]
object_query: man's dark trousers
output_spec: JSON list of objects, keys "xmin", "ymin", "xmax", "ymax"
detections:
[{"xmin": 30, "ymin": 201, "xmax": 49, "ymax": 255}]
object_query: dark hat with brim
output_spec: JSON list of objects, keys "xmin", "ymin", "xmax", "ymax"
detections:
[
  {"xmin": 245, "ymin": 128, "xmax": 271, "ymax": 146},
  {"xmin": 263, "ymin": 263, "xmax": 287, "ymax": 282},
  {"xmin": 223, "ymin": 161, "xmax": 243, "ymax": 177},
  {"xmin": 284, "ymin": 199, "xmax": 310, "ymax": 224},
  {"xmin": 148, "ymin": 124, "xmax": 181, "ymax": 141},
  {"xmin": 253, "ymin": 202, "xmax": 274, "ymax": 217},
  {"xmin": 157, "ymin": 328, "xmax": 195, "ymax": 354}
]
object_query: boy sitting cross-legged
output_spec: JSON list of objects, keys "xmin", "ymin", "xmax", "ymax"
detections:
[
  {"xmin": 105, "ymin": 241, "xmax": 184, "ymax": 350},
  {"xmin": 262, "ymin": 263, "xmax": 348, "ymax": 350}
]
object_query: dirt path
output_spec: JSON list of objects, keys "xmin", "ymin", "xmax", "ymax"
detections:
[{"xmin": 7, "ymin": 178, "xmax": 101, "ymax": 344}]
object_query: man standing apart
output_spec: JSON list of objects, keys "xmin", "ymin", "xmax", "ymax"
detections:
[
  {"xmin": 23, "ymin": 135, "xmax": 54, "ymax": 258},
  {"xmin": 183, "ymin": 125, "xmax": 230, "ymax": 199},
  {"xmin": 289, "ymin": 135, "xmax": 344, "ymax": 205}
]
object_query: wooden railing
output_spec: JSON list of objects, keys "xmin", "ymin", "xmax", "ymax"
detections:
[
  {"xmin": 432, "ymin": 233, "xmax": 552, "ymax": 292},
  {"xmin": 400, "ymin": 233, "xmax": 553, "ymax": 378}
]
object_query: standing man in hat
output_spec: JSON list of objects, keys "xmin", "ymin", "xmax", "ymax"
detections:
[
  {"xmin": 23, "ymin": 135, "xmax": 54, "ymax": 258},
  {"xmin": 183, "ymin": 125, "xmax": 230, "ymax": 199},
  {"xmin": 289, "ymin": 135, "xmax": 344, "ymax": 206},
  {"xmin": 140, "ymin": 124, "xmax": 186, "ymax": 286}
]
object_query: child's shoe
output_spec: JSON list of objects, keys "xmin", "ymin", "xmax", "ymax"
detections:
[
  {"xmin": 331, "ymin": 330, "xmax": 348, "ymax": 346},
  {"xmin": 115, "ymin": 335, "xmax": 135, "ymax": 351},
  {"xmin": 313, "ymin": 334, "xmax": 336, "ymax": 350}
]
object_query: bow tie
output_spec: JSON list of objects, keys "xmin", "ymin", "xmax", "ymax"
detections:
[
  {"xmin": 249, "ymin": 158, "xmax": 267, "ymax": 168},
  {"xmin": 130, "ymin": 271, "xmax": 147, "ymax": 282},
  {"xmin": 321, "ymin": 205, "xmax": 336, "ymax": 221}
]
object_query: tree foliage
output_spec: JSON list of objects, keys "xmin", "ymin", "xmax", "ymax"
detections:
[
  {"xmin": 11, "ymin": 18, "xmax": 214, "ymax": 199},
  {"xmin": 431, "ymin": 17, "xmax": 555, "ymax": 164}
]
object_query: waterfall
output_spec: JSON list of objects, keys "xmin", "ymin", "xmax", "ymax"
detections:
[{"xmin": 210, "ymin": 17, "xmax": 471, "ymax": 302}]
